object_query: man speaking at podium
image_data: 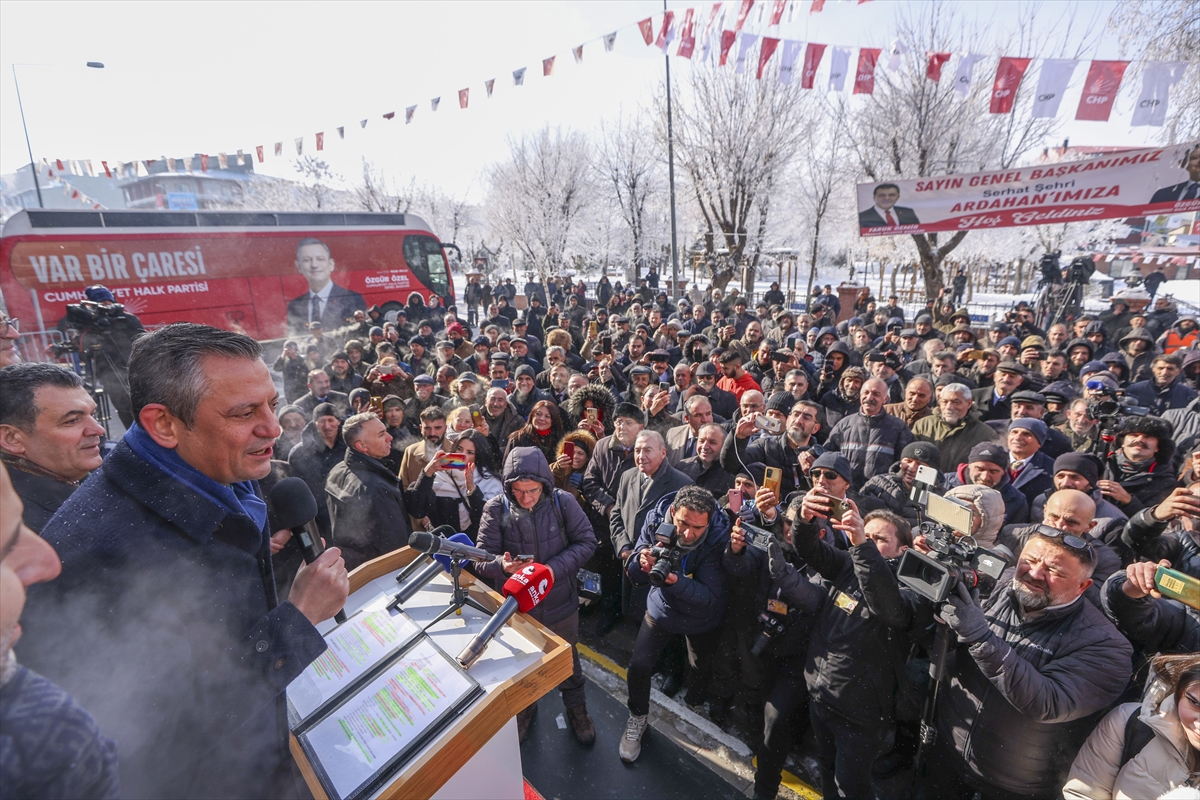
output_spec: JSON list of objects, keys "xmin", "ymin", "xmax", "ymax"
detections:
[{"xmin": 18, "ymin": 323, "xmax": 351, "ymax": 799}]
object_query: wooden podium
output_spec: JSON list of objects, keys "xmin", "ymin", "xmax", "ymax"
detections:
[{"xmin": 290, "ymin": 547, "xmax": 574, "ymax": 800}]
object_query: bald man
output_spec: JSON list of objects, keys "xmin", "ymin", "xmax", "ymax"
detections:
[
  {"xmin": 825, "ymin": 377, "xmax": 915, "ymax": 485},
  {"xmin": 997, "ymin": 489, "xmax": 1121, "ymax": 606}
]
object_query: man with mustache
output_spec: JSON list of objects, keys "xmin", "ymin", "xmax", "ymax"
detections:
[{"xmin": 0, "ymin": 364, "xmax": 106, "ymax": 532}]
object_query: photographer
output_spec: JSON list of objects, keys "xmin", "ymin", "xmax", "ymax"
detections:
[
  {"xmin": 620, "ymin": 486, "xmax": 730, "ymax": 763},
  {"xmin": 52, "ymin": 285, "xmax": 145, "ymax": 428},
  {"xmin": 1098, "ymin": 416, "xmax": 1180, "ymax": 515},
  {"xmin": 859, "ymin": 441, "xmax": 943, "ymax": 527}
]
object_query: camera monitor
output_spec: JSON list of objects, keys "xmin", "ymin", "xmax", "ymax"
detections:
[{"xmin": 924, "ymin": 493, "xmax": 975, "ymax": 537}]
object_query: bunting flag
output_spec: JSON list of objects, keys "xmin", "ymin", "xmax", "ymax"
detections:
[
  {"xmin": 101, "ymin": 160, "xmax": 111, "ymax": 178},
  {"xmin": 656, "ymin": 11, "xmax": 675, "ymax": 52},
  {"xmin": 237, "ymin": 150, "xmax": 245, "ymax": 165},
  {"xmin": 485, "ymin": 78, "xmax": 495, "ymax": 97},
  {"xmin": 734, "ymin": 0, "xmax": 754, "ymax": 30},
  {"xmin": 637, "ymin": 18, "xmax": 654, "ymax": 45},
  {"xmin": 1076, "ymin": 60, "xmax": 1129, "ymax": 121},
  {"xmin": 990, "ymin": 57, "xmax": 1032, "ymax": 113},
  {"xmin": 886, "ymin": 38, "xmax": 909, "ymax": 70},
  {"xmin": 406, "ymin": 105, "xmax": 416, "ymax": 123},
  {"xmin": 383, "ymin": 111, "xmax": 395, "ymax": 120},
  {"xmin": 431, "ymin": 97, "xmax": 440, "ymax": 111},
  {"xmin": 769, "ymin": 0, "xmax": 787, "ymax": 25},
  {"xmin": 542, "ymin": 57, "xmax": 555, "ymax": 76},
  {"xmin": 55, "ymin": 159, "xmax": 64, "ymax": 171},
  {"xmin": 202, "ymin": 153, "xmax": 211, "ymax": 171},
  {"xmin": 828, "ymin": 46, "xmax": 851, "ymax": 91},
  {"xmin": 459, "ymin": 88, "xmax": 469, "ymax": 109},
  {"xmin": 778, "ymin": 39, "xmax": 804, "ymax": 85},
  {"xmin": 168, "ymin": 157, "xmax": 177, "ymax": 171},
  {"xmin": 603, "ymin": 32, "xmax": 617, "ymax": 52},
  {"xmin": 514, "ymin": 67, "xmax": 526, "ymax": 86},
  {"xmin": 314, "ymin": 134, "xmax": 323, "ymax": 152},
  {"xmin": 1030, "ymin": 59, "xmax": 1079, "ymax": 119},
  {"xmin": 800, "ymin": 43, "xmax": 826, "ymax": 89},
  {"xmin": 337, "ymin": 127, "xmax": 344, "ymax": 139},
  {"xmin": 757, "ymin": 37, "xmax": 780, "ymax": 79},
  {"xmin": 677, "ymin": 9, "xmax": 696, "ymax": 59},
  {"xmin": 719, "ymin": 29, "xmax": 738, "ymax": 66},
  {"xmin": 735, "ymin": 33, "xmax": 759, "ymax": 74},
  {"xmin": 1131, "ymin": 61, "xmax": 1189, "ymax": 127},
  {"xmin": 360, "ymin": 119, "xmax": 368, "ymax": 128},
  {"xmin": 810, "ymin": 0, "xmax": 825, "ymax": 13},
  {"xmin": 218, "ymin": 152, "xmax": 229, "ymax": 168},
  {"xmin": 255, "ymin": 146, "xmax": 263, "ymax": 163},
  {"xmin": 184, "ymin": 156, "xmax": 194, "ymax": 171},
  {"xmin": 953, "ymin": 53, "xmax": 986, "ymax": 100},
  {"xmin": 573, "ymin": 45, "xmax": 584, "ymax": 64},
  {"xmin": 926, "ymin": 52, "xmax": 952, "ymax": 82},
  {"xmin": 855, "ymin": 47, "xmax": 881, "ymax": 94}
]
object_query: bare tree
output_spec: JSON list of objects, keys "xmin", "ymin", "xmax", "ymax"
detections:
[
  {"xmin": 840, "ymin": 1, "xmax": 1097, "ymax": 299},
  {"xmin": 355, "ymin": 159, "xmax": 419, "ymax": 212},
  {"xmin": 485, "ymin": 126, "xmax": 594, "ymax": 277},
  {"xmin": 1109, "ymin": 0, "xmax": 1199, "ymax": 143},
  {"xmin": 669, "ymin": 62, "xmax": 807, "ymax": 290},
  {"xmin": 293, "ymin": 156, "xmax": 340, "ymax": 210},
  {"xmin": 598, "ymin": 114, "xmax": 661, "ymax": 280}
]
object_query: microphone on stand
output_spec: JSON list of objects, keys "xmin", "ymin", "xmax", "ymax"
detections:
[
  {"xmin": 408, "ymin": 529, "xmax": 496, "ymax": 563},
  {"xmin": 388, "ymin": 532, "xmax": 477, "ymax": 610},
  {"xmin": 269, "ymin": 477, "xmax": 346, "ymax": 624},
  {"xmin": 456, "ymin": 563, "xmax": 554, "ymax": 669}
]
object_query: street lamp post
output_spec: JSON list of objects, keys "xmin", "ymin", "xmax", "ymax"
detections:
[
  {"xmin": 11, "ymin": 61, "xmax": 105, "ymax": 209},
  {"xmin": 664, "ymin": 0, "xmax": 680, "ymax": 303}
]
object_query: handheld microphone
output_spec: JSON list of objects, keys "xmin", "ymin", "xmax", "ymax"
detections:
[
  {"xmin": 456, "ymin": 563, "xmax": 554, "ymax": 669},
  {"xmin": 388, "ymin": 533, "xmax": 477, "ymax": 610},
  {"xmin": 408, "ymin": 529, "xmax": 496, "ymax": 563},
  {"xmin": 268, "ymin": 477, "xmax": 346, "ymax": 624}
]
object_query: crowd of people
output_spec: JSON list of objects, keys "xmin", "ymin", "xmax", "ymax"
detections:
[{"xmin": 0, "ymin": 274, "xmax": 1198, "ymax": 800}]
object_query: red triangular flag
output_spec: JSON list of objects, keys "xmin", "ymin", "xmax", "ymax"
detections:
[
  {"xmin": 315, "ymin": 133, "xmax": 324, "ymax": 151},
  {"xmin": 256, "ymin": 145, "xmax": 264, "ymax": 163},
  {"xmin": 383, "ymin": 111, "xmax": 396, "ymax": 120},
  {"xmin": 800, "ymin": 43, "xmax": 826, "ymax": 89},
  {"xmin": 56, "ymin": 159, "xmax": 65, "ymax": 170},
  {"xmin": 810, "ymin": 0, "xmax": 825, "ymax": 13},
  {"xmin": 757, "ymin": 37, "xmax": 780, "ymax": 79},
  {"xmin": 769, "ymin": 0, "xmax": 786, "ymax": 25},
  {"xmin": 637, "ymin": 17, "xmax": 654, "ymax": 45},
  {"xmin": 459, "ymin": 88, "xmax": 469, "ymax": 109},
  {"xmin": 990, "ymin": 57, "xmax": 1032, "ymax": 113},
  {"xmin": 1076, "ymin": 60, "xmax": 1129, "ymax": 121},
  {"xmin": 71, "ymin": 189, "xmax": 80, "ymax": 199},
  {"xmin": 677, "ymin": 8, "xmax": 696, "ymax": 58},
  {"xmin": 543, "ymin": 56, "xmax": 556, "ymax": 76},
  {"xmin": 718, "ymin": 30, "xmax": 738, "ymax": 66},
  {"xmin": 854, "ymin": 48, "xmax": 881, "ymax": 94},
  {"xmin": 101, "ymin": 160, "xmax": 111, "ymax": 178},
  {"xmin": 201, "ymin": 154, "xmax": 209, "ymax": 171},
  {"xmin": 734, "ymin": 0, "xmax": 754, "ymax": 30},
  {"xmin": 655, "ymin": 11, "xmax": 675, "ymax": 50},
  {"xmin": 926, "ymin": 52, "xmax": 952, "ymax": 82}
]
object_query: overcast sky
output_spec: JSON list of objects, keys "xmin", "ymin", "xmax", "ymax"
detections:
[{"xmin": 0, "ymin": 0, "xmax": 1172, "ymax": 204}]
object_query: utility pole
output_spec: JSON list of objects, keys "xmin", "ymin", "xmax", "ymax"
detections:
[
  {"xmin": 664, "ymin": 0, "xmax": 680, "ymax": 302},
  {"xmin": 12, "ymin": 65, "xmax": 44, "ymax": 208}
]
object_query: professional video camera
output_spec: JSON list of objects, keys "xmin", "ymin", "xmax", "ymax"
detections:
[
  {"xmin": 647, "ymin": 522, "xmax": 685, "ymax": 588},
  {"xmin": 1085, "ymin": 380, "xmax": 1151, "ymax": 440},
  {"xmin": 1065, "ymin": 255, "xmax": 1095, "ymax": 285},
  {"xmin": 63, "ymin": 299, "xmax": 127, "ymax": 330},
  {"xmin": 896, "ymin": 466, "xmax": 1011, "ymax": 603},
  {"xmin": 1038, "ymin": 250, "xmax": 1062, "ymax": 287}
]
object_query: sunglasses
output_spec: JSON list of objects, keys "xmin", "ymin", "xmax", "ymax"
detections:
[
  {"xmin": 1034, "ymin": 525, "xmax": 1097, "ymax": 564},
  {"xmin": 811, "ymin": 469, "xmax": 843, "ymax": 481}
]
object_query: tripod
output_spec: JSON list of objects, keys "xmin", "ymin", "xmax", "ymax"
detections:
[
  {"xmin": 422, "ymin": 556, "xmax": 493, "ymax": 632},
  {"xmin": 913, "ymin": 621, "xmax": 953, "ymax": 776}
]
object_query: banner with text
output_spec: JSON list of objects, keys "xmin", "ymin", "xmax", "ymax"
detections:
[{"xmin": 856, "ymin": 141, "xmax": 1200, "ymax": 237}]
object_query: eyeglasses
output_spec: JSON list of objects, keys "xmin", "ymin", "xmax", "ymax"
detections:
[
  {"xmin": 0, "ymin": 317, "xmax": 18, "ymax": 334},
  {"xmin": 811, "ymin": 469, "xmax": 842, "ymax": 481},
  {"xmin": 1034, "ymin": 525, "xmax": 1097, "ymax": 564}
]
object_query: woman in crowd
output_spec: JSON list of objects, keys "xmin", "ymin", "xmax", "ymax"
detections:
[
  {"xmin": 563, "ymin": 383, "xmax": 617, "ymax": 439},
  {"xmin": 550, "ymin": 430, "xmax": 597, "ymax": 508},
  {"xmin": 445, "ymin": 406, "xmax": 475, "ymax": 435},
  {"xmin": 363, "ymin": 356, "xmax": 413, "ymax": 401},
  {"xmin": 505, "ymin": 400, "xmax": 565, "ymax": 465},
  {"xmin": 408, "ymin": 430, "xmax": 501, "ymax": 541},
  {"xmin": 1064, "ymin": 653, "xmax": 1199, "ymax": 800}
]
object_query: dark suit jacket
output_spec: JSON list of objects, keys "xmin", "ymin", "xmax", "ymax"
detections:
[
  {"xmin": 859, "ymin": 206, "xmax": 920, "ymax": 228},
  {"xmin": 1150, "ymin": 181, "xmax": 1196, "ymax": 204},
  {"xmin": 609, "ymin": 461, "xmax": 692, "ymax": 557},
  {"xmin": 972, "ymin": 385, "xmax": 1014, "ymax": 422},
  {"xmin": 286, "ymin": 282, "xmax": 367, "ymax": 336},
  {"xmin": 665, "ymin": 424, "xmax": 698, "ymax": 465}
]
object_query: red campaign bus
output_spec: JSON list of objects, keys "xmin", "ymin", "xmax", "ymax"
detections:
[{"xmin": 0, "ymin": 209, "xmax": 457, "ymax": 355}]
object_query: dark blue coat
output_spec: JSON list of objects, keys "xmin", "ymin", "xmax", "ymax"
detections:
[{"xmin": 18, "ymin": 441, "xmax": 326, "ymax": 799}]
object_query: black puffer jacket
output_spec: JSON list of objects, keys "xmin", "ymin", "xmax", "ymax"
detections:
[
  {"xmin": 1102, "ymin": 570, "xmax": 1200, "ymax": 656},
  {"xmin": 824, "ymin": 410, "xmax": 915, "ymax": 486},
  {"xmin": 1101, "ymin": 424, "xmax": 1179, "ymax": 515},
  {"xmin": 722, "ymin": 531, "xmax": 824, "ymax": 659},
  {"xmin": 475, "ymin": 447, "xmax": 597, "ymax": 626},
  {"xmin": 1120, "ymin": 507, "xmax": 1200, "ymax": 578},
  {"xmin": 858, "ymin": 461, "xmax": 935, "ymax": 527}
]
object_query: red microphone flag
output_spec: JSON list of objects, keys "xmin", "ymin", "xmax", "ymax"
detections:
[
  {"xmin": 1076, "ymin": 60, "xmax": 1129, "ymax": 121},
  {"xmin": 990, "ymin": 57, "xmax": 1031, "ymax": 114},
  {"xmin": 503, "ymin": 563, "xmax": 555, "ymax": 613}
]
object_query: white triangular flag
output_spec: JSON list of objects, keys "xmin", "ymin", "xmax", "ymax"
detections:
[
  {"xmin": 828, "ymin": 46, "xmax": 851, "ymax": 92},
  {"xmin": 431, "ymin": 97, "xmax": 440, "ymax": 111},
  {"xmin": 886, "ymin": 38, "xmax": 909, "ymax": 70},
  {"xmin": 734, "ymin": 32, "xmax": 759, "ymax": 74},
  {"xmin": 1131, "ymin": 61, "xmax": 1190, "ymax": 127},
  {"xmin": 778, "ymin": 39, "xmax": 803, "ymax": 85},
  {"xmin": 603, "ymin": 32, "xmax": 617, "ymax": 52},
  {"xmin": 953, "ymin": 53, "xmax": 986, "ymax": 100},
  {"xmin": 513, "ymin": 67, "xmax": 526, "ymax": 86},
  {"xmin": 1030, "ymin": 59, "xmax": 1079, "ymax": 119}
]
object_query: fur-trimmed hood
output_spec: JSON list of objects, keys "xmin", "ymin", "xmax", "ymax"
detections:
[{"xmin": 563, "ymin": 382, "xmax": 617, "ymax": 435}]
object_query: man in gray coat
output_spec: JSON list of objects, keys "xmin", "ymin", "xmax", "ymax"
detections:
[
  {"xmin": 476, "ymin": 446, "xmax": 598, "ymax": 746},
  {"xmin": 610, "ymin": 430, "xmax": 692, "ymax": 562}
]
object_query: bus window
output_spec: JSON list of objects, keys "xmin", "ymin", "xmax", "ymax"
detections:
[{"xmin": 404, "ymin": 235, "xmax": 450, "ymax": 299}]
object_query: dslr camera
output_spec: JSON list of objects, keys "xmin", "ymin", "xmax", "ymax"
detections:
[
  {"xmin": 750, "ymin": 609, "xmax": 788, "ymax": 657},
  {"xmin": 1085, "ymin": 381, "xmax": 1150, "ymax": 439},
  {"xmin": 647, "ymin": 522, "xmax": 685, "ymax": 588},
  {"xmin": 896, "ymin": 466, "xmax": 1011, "ymax": 603}
]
